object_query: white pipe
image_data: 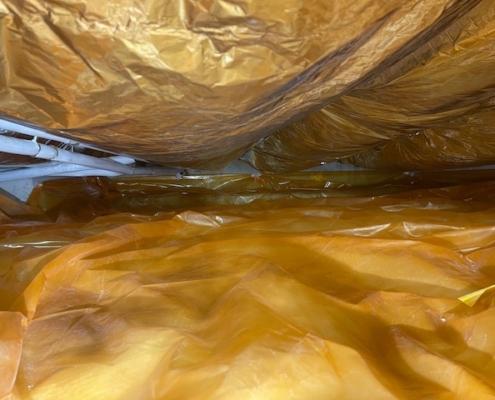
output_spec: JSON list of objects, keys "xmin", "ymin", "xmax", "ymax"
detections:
[
  {"xmin": 17, "ymin": 155, "xmax": 135, "ymax": 168},
  {"xmin": 0, "ymin": 165, "xmax": 121, "ymax": 181},
  {"xmin": 0, "ymin": 135, "xmax": 180, "ymax": 179},
  {"xmin": 0, "ymin": 164, "xmax": 94, "ymax": 181},
  {"xmin": 57, "ymin": 169, "xmax": 121, "ymax": 177},
  {"xmin": 0, "ymin": 119, "xmax": 81, "ymax": 145},
  {"xmin": 0, "ymin": 118, "xmax": 146, "ymax": 160},
  {"xmin": 0, "ymin": 134, "xmax": 140, "ymax": 174},
  {"xmin": 0, "ymin": 156, "xmax": 138, "ymax": 182}
]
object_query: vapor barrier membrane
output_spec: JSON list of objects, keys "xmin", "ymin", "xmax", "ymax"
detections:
[
  {"xmin": 0, "ymin": 0, "xmax": 490, "ymax": 169},
  {"xmin": 1, "ymin": 173, "xmax": 495, "ymax": 399},
  {"xmin": 248, "ymin": 0, "xmax": 495, "ymax": 171}
]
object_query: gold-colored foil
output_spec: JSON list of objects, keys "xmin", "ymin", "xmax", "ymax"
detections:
[
  {"xmin": 249, "ymin": 0, "xmax": 495, "ymax": 171},
  {"xmin": 0, "ymin": 0, "xmax": 474, "ymax": 168},
  {"xmin": 1, "ymin": 175, "xmax": 495, "ymax": 398},
  {"xmin": 347, "ymin": 109, "xmax": 495, "ymax": 170}
]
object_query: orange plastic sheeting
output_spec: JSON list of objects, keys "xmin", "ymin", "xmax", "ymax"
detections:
[
  {"xmin": 1, "ymin": 179, "xmax": 495, "ymax": 399},
  {"xmin": 347, "ymin": 109, "xmax": 495, "ymax": 170},
  {"xmin": 249, "ymin": 0, "xmax": 495, "ymax": 172},
  {"xmin": 27, "ymin": 170, "xmax": 495, "ymax": 220},
  {"xmin": 0, "ymin": 0, "xmax": 472, "ymax": 168}
]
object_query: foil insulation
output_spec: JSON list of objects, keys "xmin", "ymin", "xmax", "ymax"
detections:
[{"xmin": 0, "ymin": 0, "xmax": 478, "ymax": 168}]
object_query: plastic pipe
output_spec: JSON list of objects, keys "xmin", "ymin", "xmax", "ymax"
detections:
[
  {"xmin": 0, "ymin": 156, "xmax": 138, "ymax": 182},
  {"xmin": 0, "ymin": 134, "xmax": 139, "ymax": 174},
  {"xmin": 0, "ymin": 118, "xmax": 147, "ymax": 161},
  {"xmin": 0, "ymin": 119, "xmax": 80, "ymax": 145}
]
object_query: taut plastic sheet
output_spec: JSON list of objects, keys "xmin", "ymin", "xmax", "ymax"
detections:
[{"xmin": 1, "ymin": 174, "xmax": 495, "ymax": 399}]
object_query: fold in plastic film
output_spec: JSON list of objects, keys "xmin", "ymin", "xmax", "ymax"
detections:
[
  {"xmin": 0, "ymin": 0, "xmax": 476, "ymax": 168},
  {"xmin": 249, "ymin": 0, "xmax": 495, "ymax": 171},
  {"xmin": 0, "ymin": 175, "xmax": 495, "ymax": 399}
]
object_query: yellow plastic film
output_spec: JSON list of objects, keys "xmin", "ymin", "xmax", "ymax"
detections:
[
  {"xmin": 249, "ymin": 0, "xmax": 495, "ymax": 172},
  {"xmin": 0, "ymin": 0, "xmax": 473, "ymax": 168},
  {"xmin": 0, "ymin": 175, "xmax": 495, "ymax": 399}
]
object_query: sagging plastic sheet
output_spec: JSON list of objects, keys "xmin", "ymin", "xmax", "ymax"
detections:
[
  {"xmin": 248, "ymin": 0, "xmax": 495, "ymax": 172},
  {"xmin": 2, "ymin": 174, "xmax": 495, "ymax": 399},
  {"xmin": 0, "ymin": 0, "xmax": 481, "ymax": 168},
  {"xmin": 347, "ymin": 109, "xmax": 495, "ymax": 170}
]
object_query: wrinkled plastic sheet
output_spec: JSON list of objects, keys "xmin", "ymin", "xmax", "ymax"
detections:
[
  {"xmin": 347, "ymin": 109, "xmax": 495, "ymax": 170},
  {"xmin": 25, "ymin": 169, "xmax": 495, "ymax": 219},
  {"xmin": 249, "ymin": 0, "xmax": 495, "ymax": 171},
  {"xmin": 0, "ymin": 0, "xmax": 482, "ymax": 168},
  {"xmin": 1, "ymin": 173, "xmax": 495, "ymax": 399}
]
